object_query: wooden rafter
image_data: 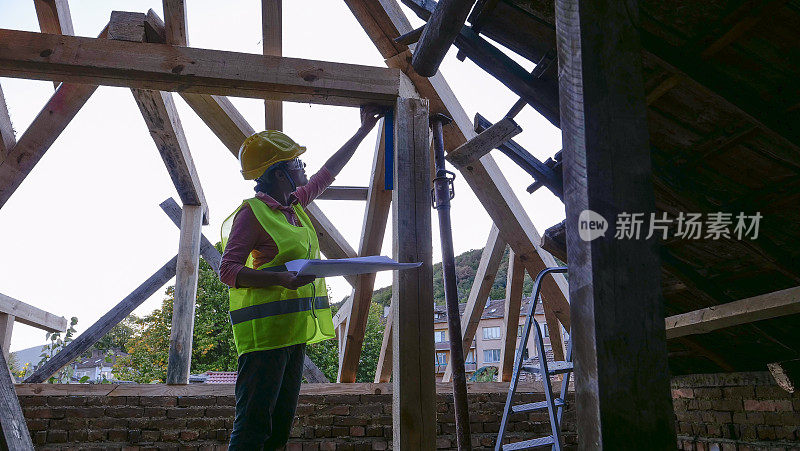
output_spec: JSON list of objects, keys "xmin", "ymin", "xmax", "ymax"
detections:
[
  {"xmin": 445, "ymin": 116, "xmax": 521, "ymax": 168},
  {"xmin": 338, "ymin": 121, "xmax": 392, "ymax": 382},
  {"xmin": 344, "ymin": 0, "xmax": 572, "ymax": 335},
  {"xmin": 262, "ymin": 0, "xmax": 283, "ymax": 130},
  {"xmin": 442, "ymin": 225, "xmax": 505, "ymax": 382},
  {"xmin": 33, "ymin": 0, "xmax": 74, "ymax": 89},
  {"xmin": 0, "ymin": 29, "xmax": 402, "ymax": 107},
  {"xmin": 374, "ymin": 301, "xmax": 393, "ymax": 383},
  {"xmin": 316, "ymin": 186, "xmax": 369, "ymax": 201},
  {"xmin": 665, "ymin": 286, "xmax": 800, "ymax": 339},
  {"xmin": 162, "ymin": 0, "xmax": 189, "ymax": 45},
  {"xmin": 499, "ymin": 250, "xmax": 524, "ymax": 382}
]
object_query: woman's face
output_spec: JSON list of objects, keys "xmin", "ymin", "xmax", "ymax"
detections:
[{"xmin": 285, "ymin": 158, "xmax": 308, "ymax": 186}]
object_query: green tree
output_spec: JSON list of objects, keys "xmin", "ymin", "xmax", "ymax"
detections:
[
  {"xmin": 36, "ymin": 317, "xmax": 79, "ymax": 383},
  {"xmin": 93, "ymin": 315, "xmax": 138, "ymax": 353}
]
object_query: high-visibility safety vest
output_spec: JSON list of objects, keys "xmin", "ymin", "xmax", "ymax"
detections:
[{"xmin": 221, "ymin": 198, "xmax": 335, "ymax": 356}]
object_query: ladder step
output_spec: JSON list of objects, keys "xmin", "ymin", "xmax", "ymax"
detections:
[
  {"xmin": 502, "ymin": 435, "xmax": 556, "ymax": 450},
  {"xmin": 522, "ymin": 361, "xmax": 574, "ymax": 375},
  {"xmin": 511, "ymin": 398, "xmax": 565, "ymax": 413}
]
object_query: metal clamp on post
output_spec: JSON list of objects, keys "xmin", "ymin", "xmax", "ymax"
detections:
[{"xmin": 431, "ymin": 169, "xmax": 456, "ymax": 209}]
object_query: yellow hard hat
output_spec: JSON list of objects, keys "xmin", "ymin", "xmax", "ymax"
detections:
[{"xmin": 238, "ymin": 130, "xmax": 306, "ymax": 180}]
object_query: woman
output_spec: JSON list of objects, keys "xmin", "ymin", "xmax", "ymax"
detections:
[{"xmin": 220, "ymin": 105, "xmax": 384, "ymax": 450}]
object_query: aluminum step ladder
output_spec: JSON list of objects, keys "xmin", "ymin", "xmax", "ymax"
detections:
[{"xmin": 495, "ymin": 266, "xmax": 572, "ymax": 451}]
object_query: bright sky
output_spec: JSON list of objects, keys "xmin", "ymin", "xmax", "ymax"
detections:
[{"xmin": 1, "ymin": 0, "xmax": 564, "ymax": 352}]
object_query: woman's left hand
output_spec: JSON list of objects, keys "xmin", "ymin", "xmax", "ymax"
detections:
[{"xmin": 360, "ymin": 104, "xmax": 385, "ymax": 130}]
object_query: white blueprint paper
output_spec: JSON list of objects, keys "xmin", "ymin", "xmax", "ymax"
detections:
[{"xmin": 284, "ymin": 256, "xmax": 422, "ymax": 277}]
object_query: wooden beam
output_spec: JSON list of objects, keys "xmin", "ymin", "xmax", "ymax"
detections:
[
  {"xmin": 162, "ymin": 0, "xmax": 189, "ymax": 45},
  {"xmin": 131, "ymin": 89, "xmax": 209, "ymax": 223},
  {"xmin": 392, "ymin": 97, "xmax": 434, "ymax": 449},
  {"xmin": 316, "ymin": 186, "xmax": 369, "ymax": 201},
  {"xmin": 442, "ymin": 224, "xmax": 505, "ymax": 382},
  {"xmin": 166, "ymin": 205, "xmax": 202, "ymax": 385},
  {"xmin": 33, "ymin": 0, "xmax": 73, "ymax": 89},
  {"xmin": 665, "ymin": 286, "xmax": 800, "ymax": 339},
  {"xmin": 0, "ymin": 85, "xmax": 15, "ymax": 159},
  {"xmin": 411, "ymin": 0, "xmax": 478, "ymax": 76},
  {"xmin": 0, "ymin": 350, "xmax": 33, "ymax": 449},
  {"xmin": 25, "ymin": 257, "xmax": 178, "ymax": 383},
  {"xmin": 303, "ymin": 354, "xmax": 329, "ymax": 383},
  {"xmin": 339, "ymin": 121, "xmax": 392, "ymax": 382},
  {"xmin": 374, "ymin": 301, "xmax": 393, "ymax": 383},
  {"xmin": 262, "ymin": 0, "xmax": 283, "ymax": 130},
  {"xmin": 0, "ymin": 314, "xmax": 13, "ymax": 359},
  {"xmin": 181, "ymin": 94, "xmax": 254, "ymax": 155},
  {"xmin": 0, "ymin": 293, "xmax": 66, "ymax": 333},
  {"xmin": 0, "ymin": 29, "xmax": 401, "ymax": 107},
  {"xmin": 33, "ymin": 0, "xmax": 74, "ymax": 35},
  {"xmin": 499, "ymin": 250, "xmax": 524, "ymax": 382},
  {"xmin": 446, "ymin": 116, "xmax": 521, "ymax": 168},
  {"xmin": 646, "ymin": 74, "xmax": 680, "ymax": 105},
  {"xmin": 555, "ymin": 0, "xmax": 675, "ymax": 446},
  {"xmin": 159, "ymin": 197, "xmax": 220, "ymax": 274}
]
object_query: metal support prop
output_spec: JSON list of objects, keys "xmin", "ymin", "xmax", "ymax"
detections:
[{"xmin": 430, "ymin": 113, "xmax": 472, "ymax": 450}]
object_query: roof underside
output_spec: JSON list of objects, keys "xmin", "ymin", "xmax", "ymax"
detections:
[{"xmin": 469, "ymin": 0, "xmax": 800, "ymax": 374}]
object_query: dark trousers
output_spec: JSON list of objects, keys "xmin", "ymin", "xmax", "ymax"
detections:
[{"xmin": 228, "ymin": 343, "xmax": 306, "ymax": 450}]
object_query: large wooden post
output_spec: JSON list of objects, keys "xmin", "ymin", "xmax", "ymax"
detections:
[
  {"xmin": 554, "ymin": 0, "xmax": 676, "ymax": 447},
  {"xmin": 166, "ymin": 204, "xmax": 203, "ymax": 384},
  {"xmin": 262, "ymin": 0, "xmax": 283, "ymax": 130},
  {"xmin": 392, "ymin": 97, "xmax": 435, "ymax": 449}
]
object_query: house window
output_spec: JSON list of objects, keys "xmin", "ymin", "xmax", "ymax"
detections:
[
  {"xmin": 435, "ymin": 352, "xmax": 448, "ymax": 365},
  {"xmin": 434, "ymin": 330, "xmax": 447, "ymax": 343},
  {"xmin": 518, "ymin": 325, "xmax": 523, "ymax": 337},
  {"xmin": 482, "ymin": 326, "xmax": 501, "ymax": 340},
  {"xmin": 541, "ymin": 323, "xmax": 549, "ymax": 337},
  {"xmin": 483, "ymin": 349, "xmax": 501, "ymax": 363},
  {"xmin": 466, "ymin": 350, "xmax": 476, "ymax": 364}
]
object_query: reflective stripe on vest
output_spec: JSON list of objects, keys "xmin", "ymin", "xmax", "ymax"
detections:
[
  {"xmin": 229, "ymin": 296, "xmax": 330, "ymax": 325},
  {"xmin": 221, "ymin": 198, "xmax": 336, "ymax": 355}
]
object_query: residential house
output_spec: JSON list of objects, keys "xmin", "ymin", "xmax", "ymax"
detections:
[
  {"xmin": 72, "ymin": 348, "xmax": 126, "ymax": 383},
  {"xmin": 432, "ymin": 297, "xmax": 564, "ymax": 380}
]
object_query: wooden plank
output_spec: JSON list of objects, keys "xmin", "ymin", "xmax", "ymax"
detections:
[
  {"xmin": 159, "ymin": 197, "xmax": 220, "ymax": 274},
  {"xmin": 131, "ymin": 89, "xmax": 209, "ymax": 223},
  {"xmin": 315, "ymin": 186, "xmax": 369, "ymax": 201},
  {"xmin": 646, "ymin": 74, "xmax": 679, "ymax": 105},
  {"xmin": 0, "ymin": 314, "xmax": 13, "ymax": 359},
  {"xmin": 442, "ymin": 224, "xmax": 505, "ymax": 382},
  {"xmin": 166, "ymin": 205, "xmax": 203, "ymax": 385},
  {"xmin": 499, "ymin": 250, "xmax": 524, "ymax": 382},
  {"xmin": 339, "ymin": 122, "xmax": 393, "ymax": 382},
  {"xmin": 0, "ymin": 29, "xmax": 401, "ymax": 107},
  {"xmin": 0, "ymin": 85, "xmax": 15, "ymax": 159},
  {"xmin": 0, "ymin": 293, "xmax": 66, "ymax": 333},
  {"xmin": 15, "ymin": 380, "xmax": 548, "ymax": 397},
  {"xmin": 24, "ymin": 257, "xmax": 178, "ymax": 383},
  {"xmin": 162, "ymin": 0, "xmax": 189, "ymax": 46},
  {"xmin": 0, "ymin": 351, "xmax": 33, "ymax": 449},
  {"xmin": 665, "ymin": 286, "xmax": 800, "ymax": 339},
  {"xmin": 262, "ymin": 0, "xmax": 283, "ymax": 130},
  {"xmin": 108, "ymin": 11, "xmax": 148, "ymax": 42},
  {"xmin": 555, "ymin": 0, "xmax": 675, "ymax": 446},
  {"xmin": 446, "ymin": 116, "xmax": 521, "ymax": 168},
  {"xmin": 392, "ymin": 97, "xmax": 434, "ymax": 449},
  {"xmin": 180, "ymin": 94, "xmax": 254, "ymax": 156},
  {"xmin": 411, "ymin": 0, "xmax": 478, "ymax": 76},
  {"xmin": 343, "ymin": 1, "xmax": 571, "ymax": 332},
  {"xmin": 374, "ymin": 301, "xmax": 393, "ymax": 383},
  {"xmin": 305, "ymin": 202, "xmax": 359, "ymax": 288}
]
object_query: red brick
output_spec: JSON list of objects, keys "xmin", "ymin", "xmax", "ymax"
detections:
[
  {"xmin": 140, "ymin": 397, "xmax": 178, "ymax": 407},
  {"xmin": 350, "ymin": 426, "xmax": 366, "ymax": 437},
  {"xmin": 47, "ymin": 430, "xmax": 68, "ymax": 443},
  {"xmin": 106, "ymin": 406, "xmax": 143, "ymax": 418},
  {"xmin": 108, "ymin": 429, "xmax": 129, "ymax": 441},
  {"xmin": 178, "ymin": 396, "xmax": 217, "ymax": 407},
  {"xmin": 167, "ymin": 407, "xmax": 206, "ymax": 418},
  {"xmin": 672, "ymin": 388, "xmax": 694, "ymax": 399},
  {"xmin": 180, "ymin": 430, "xmax": 200, "ymax": 441},
  {"xmin": 743, "ymin": 399, "xmax": 792, "ymax": 412},
  {"xmin": 87, "ymin": 429, "xmax": 107, "ymax": 442}
]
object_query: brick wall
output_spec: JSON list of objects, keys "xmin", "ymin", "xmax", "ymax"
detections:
[
  {"xmin": 15, "ymin": 371, "xmax": 800, "ymax": 450},
  {"xmin": 672, "ymin": 372, "xmax": 800, "ymax": 450},
  {"xmin": 16, "ymin": 383, "xmax": 574, "ymax": 451}
]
